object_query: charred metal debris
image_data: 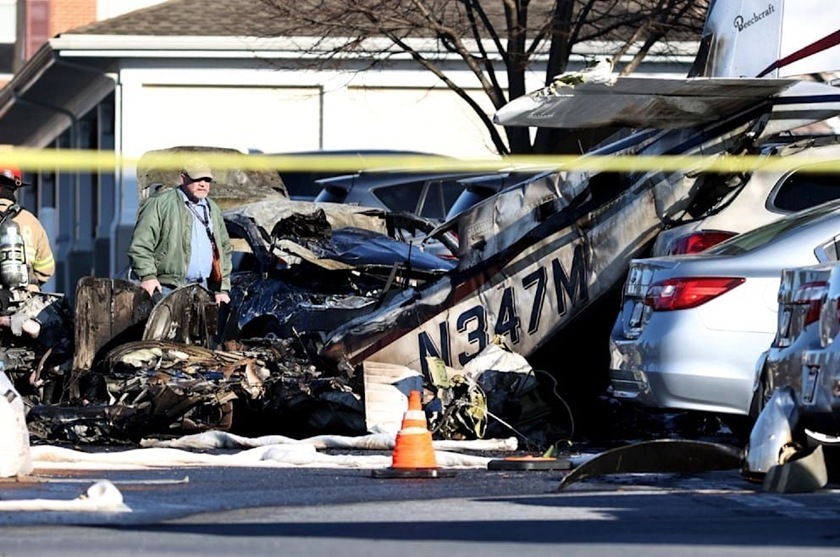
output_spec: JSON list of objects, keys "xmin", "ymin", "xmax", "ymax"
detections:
[{"xmin": 3, "ymin": 201, "xmax": 556, "ymax": 446}]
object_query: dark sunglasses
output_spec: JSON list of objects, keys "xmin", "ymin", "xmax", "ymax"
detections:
[{"xmin": 185, "ymin": 174, "xmax": 213, "ymax": 184}]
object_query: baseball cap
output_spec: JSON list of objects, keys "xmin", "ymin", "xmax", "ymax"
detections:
[{"xmin": 182, "ymin": 159, "xmax": 214, "ymax": 182}]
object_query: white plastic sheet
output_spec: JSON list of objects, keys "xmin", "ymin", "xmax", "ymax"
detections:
[
  {"xmin": 0, "ymin": 480, "xmax": 130, "ymax": 512},
  {"xmin": 31, "ymin": 443, "xmax": 493, "ymax": 469},
  {"xmin": 0, "ymin": 369, "xmax": 32, "ymax": 477},
  {"xmin": 139, "ymin": 430, "xmax": 518, "ymax": 452}
]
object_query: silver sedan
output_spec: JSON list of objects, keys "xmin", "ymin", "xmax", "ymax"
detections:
[{"xmin": 610, "ymin": 200, "xmax": 840, "ymax": 420}]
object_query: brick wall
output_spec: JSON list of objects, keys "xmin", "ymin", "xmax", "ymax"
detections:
[
  {"xmin": 25, "ymin": 0, "xmax": 50, "ymax": 60},
  {"xmin": 49, "ymin": 0, "xmax": 97, "ymax": 36},
  {"xmin": 19, "ymin": 0, "xmax": 98, "ymax": 62}
]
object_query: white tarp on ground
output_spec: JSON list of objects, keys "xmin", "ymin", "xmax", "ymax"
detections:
[
  {"xmin": 6, "ymin": 433, "xmax": 518, "ymax": 511},
  {"xmin": 30, "ymin": 443, "xmax": 494, "ymax": 470},
  {"xmin": 139, "ymin": 430, "xmax": 518, "ymax": 452},
  {"xmin": 0, "ymin": 480, "xmax": 130, "ymax": 512},
  {"xmin": 29, "ymin": 431, "xmax": 517, "ymax": 470}
]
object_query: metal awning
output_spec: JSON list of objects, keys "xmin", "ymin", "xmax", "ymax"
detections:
[
  {"xmin": 0, "ymin": 44, "xmax": 116, "ymax": 146},
  {"xmin": 0, "ymin": 33, "xmax": 305, "ymax": 147}
]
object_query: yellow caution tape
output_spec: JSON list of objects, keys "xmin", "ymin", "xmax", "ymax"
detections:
[{"xmin": 1, "ymin": 147, "xmax": 840, "ymax": 175}]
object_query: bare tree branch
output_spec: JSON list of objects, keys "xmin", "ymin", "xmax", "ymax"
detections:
[{"xmin": 257, "ymin": 0, "xmax": 709, "ymax": 155}]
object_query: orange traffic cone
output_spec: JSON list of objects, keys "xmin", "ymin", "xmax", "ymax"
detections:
[{"xmin": 371, "ymin": 390, "xmax": 455, "ymax": 479}]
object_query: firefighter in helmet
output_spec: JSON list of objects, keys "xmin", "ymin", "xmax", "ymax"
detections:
[{"xmin": 0, "ymin": 166, "xmax": 55, "ymax": 291}]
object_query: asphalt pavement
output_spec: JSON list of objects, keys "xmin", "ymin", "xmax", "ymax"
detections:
[{"xmin": 2, "ymin": 460, "xmax": 840, "ymax": 557}]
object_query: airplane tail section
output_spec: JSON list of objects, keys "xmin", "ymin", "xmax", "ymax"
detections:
[{"xmin": 695, "ymin": 0, "xmax": 840, "ymax": 79}]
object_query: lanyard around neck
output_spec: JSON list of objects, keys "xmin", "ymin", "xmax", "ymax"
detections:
[
  {"xmin": 185, "ymin": 200, "xmax": 210, "ymax": 227},
  {"xmin": 184, "ymin": 199, "xmax": 216, "ymax": 246}
]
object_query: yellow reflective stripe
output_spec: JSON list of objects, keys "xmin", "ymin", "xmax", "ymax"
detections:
[
  {"xmin": 31, "ymin": 255, "xmax": 54, "ymax": 269},
  {"xmin": 32, "ymin": 259, "xmax": 54, "ymax": 268}
]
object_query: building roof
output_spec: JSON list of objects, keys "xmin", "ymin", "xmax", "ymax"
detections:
[
  {"xmin": 67, "ymin": 0, "xmax": 705, "ymax": 42},
  {"xmin": 69, "ymin": 0, "xmax": 284, "ymax": 37}
]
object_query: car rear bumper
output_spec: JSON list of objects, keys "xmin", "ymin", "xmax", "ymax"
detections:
[{"xmin": 609, "ymin": 329, "xmax": 766, "ymax": 416}]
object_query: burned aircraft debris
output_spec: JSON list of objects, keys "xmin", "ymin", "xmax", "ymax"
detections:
[
  {"xmin": 27, "ymin": 336, "xmax": 363, "ymax": 444},
  {"xmin": 7, "ymin": 197, "xmax": 468, "ymax": 444},
  {"xmin": 222, "ymin": 206, "xmax": 455, "ymax": 343},
  {"xmin": 557, "ymin": 439, "xmax": 745, "ymax": 490},
  {"xmin": 15, "ymin": 0, "xmax": 840, "ymax": 449},
  {"xmin": 0, "ymin": 291, "xmax": 74, "ymax": 407}
]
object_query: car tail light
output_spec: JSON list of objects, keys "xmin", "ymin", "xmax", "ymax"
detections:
[
  {"xmin": 644, "ymin": 277, "xmax": 745, "ymax": 311},
  {"xmin": 668, "ymin": 231, "xmax": 737, "ymax": 255},
  {"xmin": 791, "ymin": 281, "xmax": 828, "ymax": 327}
]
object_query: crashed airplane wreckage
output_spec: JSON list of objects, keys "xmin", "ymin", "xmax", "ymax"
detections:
[
  {"xmin": 14, "ymin": 0, "xmax": 840, "ymax": 444},
  {"xmin": 317, "ymin": 0, "xmax": 840, "ymax": 378},
  {"xmin": 318, "ymin": 76, "xmax": 840, "ymax": 374},
  {"xmin": 10, "ymin": 75, "xmax": 840, "ymax": 445}
]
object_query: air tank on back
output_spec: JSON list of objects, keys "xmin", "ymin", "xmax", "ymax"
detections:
[{"xmin": 0, "ymin": 218, "xmax": 29, "ymax": 291}]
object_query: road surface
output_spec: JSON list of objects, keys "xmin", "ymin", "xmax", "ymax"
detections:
[{"xmin": 1, "ymin": 452, "xmax": 839, "ymax": 557}]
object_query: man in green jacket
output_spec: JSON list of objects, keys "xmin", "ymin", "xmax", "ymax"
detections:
[{"xmin": 127, "ymin": 158, "xmax": 232, "ymax": 305}]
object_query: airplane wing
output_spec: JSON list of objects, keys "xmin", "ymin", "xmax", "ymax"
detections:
[{"xmin": 492, "ymin": 76, "xmax": 811, "ymax": 130}]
